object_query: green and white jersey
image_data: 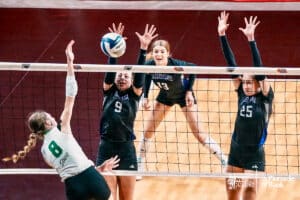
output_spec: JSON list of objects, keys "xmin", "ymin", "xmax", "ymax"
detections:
[{"xmin": 41, "ymin": 127, "xmax": 93, "ymax": 181}]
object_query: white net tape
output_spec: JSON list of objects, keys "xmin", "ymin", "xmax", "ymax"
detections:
[
  {"xmin": 0, "ymin": 169, "xmax": 298, "ymax": 180},
  {"xmin": 0, "ymin": 61, "xmax": 299, "ymax": 75}
]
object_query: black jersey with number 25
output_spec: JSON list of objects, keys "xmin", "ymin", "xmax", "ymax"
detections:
[{"xmin": 233, "ymin": 85, "xmax": 274, "ymax": 147}]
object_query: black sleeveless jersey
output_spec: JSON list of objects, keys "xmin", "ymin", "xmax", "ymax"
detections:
[
  {"xmin": 143, "ymin": 58, "xmax": 196, "ymax": 99},
  {"xmin": 99, "ymin": 85, "xmax": 141, "ymax": 142},
  {"xmin": 233, "ymin": 85, "xmax": 274, "ymax": 147}
]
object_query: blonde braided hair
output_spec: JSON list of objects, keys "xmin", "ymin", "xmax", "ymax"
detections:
[
  {"xmin": 2, "ymin": 110, "xmax": 48, "ymax": 163},
  {"xmin": 2, "ymin": 133, "xmax": 37, "ymax": 163}
]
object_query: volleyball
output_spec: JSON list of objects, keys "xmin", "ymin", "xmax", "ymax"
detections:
[{"xmin": 100, "ymin": 32, "xmax": 126, "ymax": 58}]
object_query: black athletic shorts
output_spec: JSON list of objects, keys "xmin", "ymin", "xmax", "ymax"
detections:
[
  {"xmin": 156, "ymin": 90, "xmax": 197, "ymax": 107},
  {"xmin": 96, "ymin": 140, "xmax": 137, "ymax": 170},
  {"xmin": 228, "ymin": 140, "xmax": 265, "ymax": 171},
  {"xmin": 64, "ymin": 166, "xmax": 110, "ymax": 200}
]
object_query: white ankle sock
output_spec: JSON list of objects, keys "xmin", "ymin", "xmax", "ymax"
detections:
[{"xmin": 203, "ymin": 136, "xmax": 225, "ymax": 161}]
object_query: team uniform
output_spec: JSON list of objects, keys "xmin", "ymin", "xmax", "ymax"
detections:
[
  {"xmin": 97, "ymin": 50, "xmax": 145, "ymax": 170},
  {"xmin": 144, "ymin": 58, "xmax": 196, "ymax": 107},
  {"xmin": 41, "ymin": 126, "xmax": 110, "ymax": 200},
  {"xmin": 220, "ymin": 35, "xmax": 274, "ymax": 171},
  {"xmin": 97, "ymin": 85, "xmax": 141, "ymax": 170},
  {"xmin": 228, "ymin": 85, "xmax": 274, "ymax": 171}
]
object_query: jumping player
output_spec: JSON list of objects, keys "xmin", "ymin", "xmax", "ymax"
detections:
[
  {"xmin": 96, "ymin": 23, "xmax": 158, "ymax": 200},
  {"xmin": 3, "ymin": 40, "xmax": 120, "ymax": 200}
]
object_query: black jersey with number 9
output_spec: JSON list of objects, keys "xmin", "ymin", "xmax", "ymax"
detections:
[{"xmin": 100, "ymin": 85, "xmax": 141, "ymax": 142}]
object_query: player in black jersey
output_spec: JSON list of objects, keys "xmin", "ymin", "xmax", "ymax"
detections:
[
  {"xmin": 96, "ymin": 23, "xmax": 158, "ymax": 200},
  {"xmin": 136, "ymin": 40, "xmax": 227, "ymax": 180},
  {"xmin": 218, "ymin": 11, "xmax": 274, "ymax": 200}
]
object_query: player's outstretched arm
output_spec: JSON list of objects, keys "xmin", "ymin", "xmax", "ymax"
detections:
[{"xmin": 60, "ymin": 40, "xmax": 78, "ymax": 134}]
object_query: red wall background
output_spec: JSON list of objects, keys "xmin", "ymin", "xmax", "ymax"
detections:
[{"xmin": 0, "ymin": 8, "xmax": 300, "ymax": 199}]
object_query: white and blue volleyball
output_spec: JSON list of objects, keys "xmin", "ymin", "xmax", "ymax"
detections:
[{"xmin": 100, "ymin": 32, "xmax": 126, "ymax": 58}]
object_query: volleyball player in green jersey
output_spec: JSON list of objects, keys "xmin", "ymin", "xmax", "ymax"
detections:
[
  {"xmin": 3, "ymin": 40, "xmax": 120, "ymax": 200},
  {"xmin": 136, "ymin": 41, "xmax": 227, "ymax": 180},
  {"xmin": 218, "ymin": 11, "xmax": 274, "ymax": 200},
  {"xmin": 96, "ymin": 23, "xmax": 158, "ymax": 200}
]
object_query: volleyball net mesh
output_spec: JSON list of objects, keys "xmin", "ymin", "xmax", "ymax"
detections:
[{"xmin": 0, "ymin": 62, "xmax": 300, "ymax": 179}]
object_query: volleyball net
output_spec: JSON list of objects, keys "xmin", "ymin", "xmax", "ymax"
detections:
[{"xmin": 0, "ymin": 62, "xmax": 299, "ymax": 179}]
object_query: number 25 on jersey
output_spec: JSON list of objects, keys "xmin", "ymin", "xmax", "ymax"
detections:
[{"xmin": 240, "ymin": 105, "xmax": 253, "ymax": 118}]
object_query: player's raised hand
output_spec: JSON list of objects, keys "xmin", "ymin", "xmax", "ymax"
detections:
[
  {"xmin": 239, "ymin": 16, "xmax": 260, "ymax": 41},
  {"xmin": 65, "ymin": 40, "xmax": 75, "ymax": 63},
  {"xmin": 218, "ymin": 11, "xmax": 230, "ymax": 36},
  {"xmin": 109, "ymin": 22, "xmax": 127, "ymax": 40},
  {"xmin": 135, "ymin": 24, "xmax": 159, "ymax": 50}
]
